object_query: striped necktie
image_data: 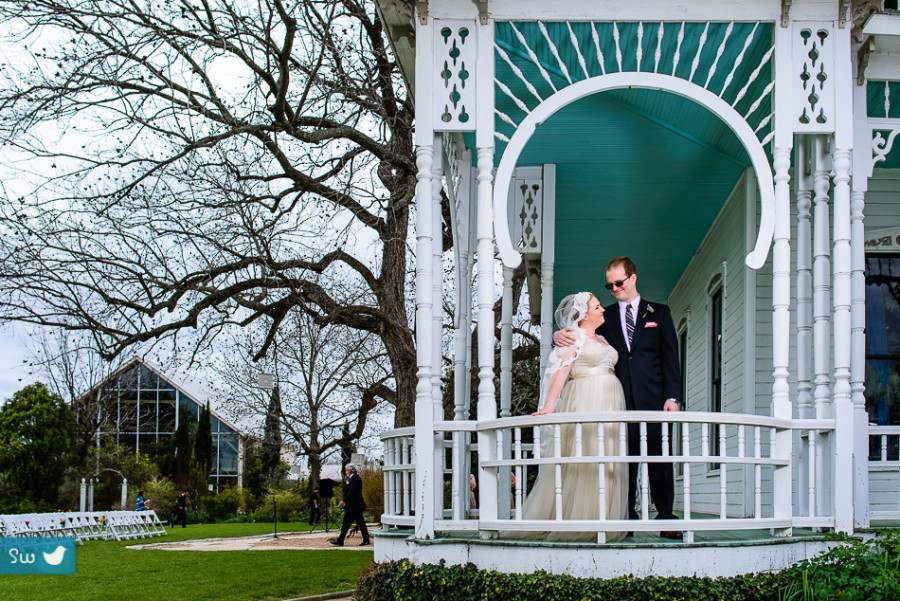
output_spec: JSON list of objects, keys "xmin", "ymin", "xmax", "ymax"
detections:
[{"xmin": 625, "ymin": 303, "xmax": 635, "ymax": 347}]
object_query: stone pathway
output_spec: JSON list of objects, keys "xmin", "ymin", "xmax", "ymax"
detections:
[{"xmin": 126, "ymin": 529, "xmax": 372, "ymax": 552}]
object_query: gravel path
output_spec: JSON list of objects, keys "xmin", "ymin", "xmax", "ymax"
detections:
[{"xmin": 126, "ymin": 528, "xmax": 374, "ymax": 551}]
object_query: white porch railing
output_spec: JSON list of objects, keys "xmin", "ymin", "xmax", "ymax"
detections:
[
  {"xmin": 868, "ymin": 425, "xmax": 900, "ymax": 521},
  {"xmin": 382, "ymin": 412, "xmax": 838, "ymax": 542}
]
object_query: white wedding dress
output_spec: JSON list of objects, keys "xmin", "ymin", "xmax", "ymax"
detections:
[{"xmin": 521, "ymin": 337, "xmax": 627, "ymax": 542}]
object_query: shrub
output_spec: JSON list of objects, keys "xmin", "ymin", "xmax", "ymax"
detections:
[
  {"xmin": 355, "ymin": 560, "xmax": 783, "ymax": 601},
  {"xmin": 199, "ymin": 485, "xmax": 254, "ymax": 521},
  {"xmin": 778, "ymin": 532, "xmax": 900, "ymax": 601},
  {"xmin": 355, "ymin": 534, "xmax": 900, "ymax": 601},
  {"xmin": 142, "ymin": 477, "xmax": 178, "ymax": 517},
  {"xmin": 262, "ymin": 487, "xmax": 305, "ymax": 522},
  {"xmin": 360, "ymin": 465, "xmax": 384, "ymax": 519}
]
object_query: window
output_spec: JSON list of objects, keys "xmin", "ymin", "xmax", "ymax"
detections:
[
  {"xmin": 865, "ymin": 255, "xmax": 900, "ymax": 458},
  {"xmin": 709, "ymin": 288, "xmax": 724, "ymax": 462}
]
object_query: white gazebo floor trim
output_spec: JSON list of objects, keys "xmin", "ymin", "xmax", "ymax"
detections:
[{"xmin": 373, "ymin": 527, "xmax": 849, "ymax": 579}]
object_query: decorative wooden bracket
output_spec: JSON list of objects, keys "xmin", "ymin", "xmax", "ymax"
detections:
[
  {"xmin": 839, "ymin": 0, "xmax": 851, "ymax": 28},
  {"xmin": 471, "ymin": 0, "xmax": 489, "ymax": 25},
  {"xmin": 781, "ymin": 0, "xmax": 792, "ymax": 27},
  {"xmin": 857, "ymin": 36, "xmax": 875, "ymax": 85},
  {"xmin": 416, "ymin": 0, "xmax": 428, "ymax": 25}
]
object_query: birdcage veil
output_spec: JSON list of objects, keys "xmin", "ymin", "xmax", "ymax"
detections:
[
  {"xmin": 554, "ymin": 291, "xmax": 592, "ymax": 330},
  {"xmin": 537, "ymin": 292, "xmax": 593, "ymax": 412}
]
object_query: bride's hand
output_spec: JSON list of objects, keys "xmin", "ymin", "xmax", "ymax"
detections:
[{"xmin": 532, "ymin": 407, "xmax": 551, "ymax": 416}]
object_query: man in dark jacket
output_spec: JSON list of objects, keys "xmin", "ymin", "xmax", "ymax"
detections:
[
  {"xmin": 329, "ymin": 463, "xmax": 370, "ymax": 546},
  {"xmin": 174, "ymin": 490, "xmax": 189, "ymax": 528}
]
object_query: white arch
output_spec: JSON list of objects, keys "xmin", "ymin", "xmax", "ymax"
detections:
[{"xmin": 494, "ymin": 72, "xmax": 774, "ymax": 270}]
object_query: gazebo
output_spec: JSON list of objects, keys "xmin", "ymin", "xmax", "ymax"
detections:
[{"xmin": 373, "ymin": 0, "xmax": 900, "ymax": 578}]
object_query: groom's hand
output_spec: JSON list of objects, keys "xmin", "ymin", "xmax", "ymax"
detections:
[
  {"xmin": 663, "ymin": 399, "xmax": 680, "ymax": 412},
  {"xmin": 552, "ymin": 327, "xmax": 577, "ymax": 347}
]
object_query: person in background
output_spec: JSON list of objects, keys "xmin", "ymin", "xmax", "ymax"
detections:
[
  {"xmin": 309, "ymin": 485, "xmax": 322, "ymax": 525},
  {"xmin": 135, "ymin": 490, "xmax": 147, "ymax": 511},
  {"xmin": 329, "ymin": 464, "xmax": 371, "ymax": 547},
  {"xmin": 174, "ymin": 490, "xmax": 189, "ymax": 528}
]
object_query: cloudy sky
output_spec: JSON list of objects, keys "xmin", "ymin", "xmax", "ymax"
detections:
[{"xmin": 0, "ymin": 322, "xmax": 37, "ymax": 403}]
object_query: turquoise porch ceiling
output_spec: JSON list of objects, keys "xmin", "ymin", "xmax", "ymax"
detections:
[
  {"xmin": 515, "ymin": 90, "xmax": 750, "ymax": 306},
  {"xmin": 486, "ymin": 21, "xmax": 768, "ymax": 306}
]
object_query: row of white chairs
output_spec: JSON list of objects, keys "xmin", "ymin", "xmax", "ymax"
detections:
[{"xmin": 0, "ymin": 511, "xmax": 167, "ymax": 543}]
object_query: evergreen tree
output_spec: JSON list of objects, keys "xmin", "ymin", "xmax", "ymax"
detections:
[
  {"xmin": 194, "ymin": 403, "xmax": 213, "ymax": 477},
  {"xmin": 262, "ymin": 386, "xmax": 283, "ymax": 484},
  {"xmin": 0, "ymin": 383, "xmax": 76, "ymax": 508},
  {"xmin": 172, "ymin": 405, "xmax": 192, "ymax": 488}
]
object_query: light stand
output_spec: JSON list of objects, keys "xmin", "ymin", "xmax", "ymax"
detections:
[
  {"xmin": 272, "ymin": 495, "xmax": 278, "ymax": 539},
  {"xmin": 310, "ymin": 478, "xmax": 339, "ymax": 533}
]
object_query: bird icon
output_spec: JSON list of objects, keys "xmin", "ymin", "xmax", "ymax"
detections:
[{"xmin": 43, "ymin": 546, "xmax": 67, "ymax": 566}]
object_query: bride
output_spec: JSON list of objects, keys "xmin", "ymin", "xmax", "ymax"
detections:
[{"xmin": 521, "ymin": 291, "xmax": 627, "ymax": 542}]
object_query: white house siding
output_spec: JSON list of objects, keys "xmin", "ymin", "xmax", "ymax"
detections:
[
  {"xmin": 864, "ymin": 170, "xmax": 900, "ymax": 227},
  {"xmin": 862, "ymin": 168, "xmax": 900, "ymax": 516},
  {"xmin": 669, "ymin": 169, "xmax": 759, "ymax": 517}
]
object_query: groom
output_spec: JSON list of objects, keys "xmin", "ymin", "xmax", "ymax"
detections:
[{"xmin": 553, "ymin": 256, "xmax": 682, "ymax": 539}]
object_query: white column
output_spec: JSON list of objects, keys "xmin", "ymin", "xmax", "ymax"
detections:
[
  {"xmin": 812, "ymin": 135, "xmax": 833, "ymax": 519},
  {"xmin": 431, "ymin": 134, "xmax": 445, "ymax": 520},
  {"xmin": 454, "ymin": 153, "xmax": 473, "ymax": 421},
  {"xmin": 498, "ymin": 265, "xmax": 514, "ymax": 518},
  {"xmin": 796, "ymin": 138, "xmax": 813, "ymax": 421},
  {"xmin": 500, "ymin": 266, "xmax": 514, "ymax": 418},
  {"xmin": 412, "ymin": 11, "xmax": 436, "ymax": 540},
  {"xmin": 474, "ymin": 20, "xmax": 498, "ymax": 531},
  {"xmin": 832, "ymin": 147, "xmax": 854, "ymax": 533},
  {"xmin": 812, "ymin": 136, "xmax": 832, "ymax": 420},
  {"xmin": 465, "ymin": 174, "xmax": 477, "ymax": 418},
  {"xmin": 831, "ymin": 22, "xmax": 854, "ymax": 534},
  {"xmin": 414, "ymin": 140, "xmax": 436, "ymax": 539},
  {"xmin": 795, "ymin": 137, "xmax": 813, "ymax": 518},
  {"xmin": 451, "ymin": 154, "xmax": 473, "ymax": 520},
  {"xmin": 80, "ymin": 478, "xmax": 87, "ymax": 512},
  {"xmin": 475, "ymin": 146, "xmax": 498, "ymax": 528},
  {"xmin": 850, "ymin": 186, "xmax": 868, "ymax": 529},
  {"xmin": 540, "ymin": 165, "xmax": 557, "ymax": 373},
  {"xmin": 432, "ymin": 135, "xmax": 444, "ymax": 411},
  {"xmin": 770, "ymin": 22, "xmax": 794, "ymax": 537},
  {"xmin": 772, "ymin": 146, "xmax": 793, "ymax": 536},
  {"xmin": 121, "ymin": 478, "xmax": 128, "ymax": 510},
  {"xmin": 851, "ymin": 61, "xmax": 870, "ymax": 530}
]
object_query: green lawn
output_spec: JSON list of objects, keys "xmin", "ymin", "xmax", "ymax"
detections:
[{"xmin": 0, "ymin": 523, "xmax": 372, "ymax": 601}]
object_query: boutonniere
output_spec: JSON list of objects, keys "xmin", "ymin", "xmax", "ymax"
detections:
[{"xmin": 642, "ymin": 305, "xmax": 655, "ymax": 320}]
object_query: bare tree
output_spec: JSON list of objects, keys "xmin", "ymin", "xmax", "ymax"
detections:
[
  {"xmin": 0, "ymin": 0, "xmax": 421, "ymax": 425},
  {"xmin": 215, "ymin": 307, "xmax": 391, "ymax": 486},
  {"xmin": 22, "ymin": 327, "xmax": 133, "ymax": 457}
]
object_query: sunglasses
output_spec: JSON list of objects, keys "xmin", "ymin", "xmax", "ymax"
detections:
[{"xmin": 604, "ymin": 276, "xmax": 632, "ymax": 290}]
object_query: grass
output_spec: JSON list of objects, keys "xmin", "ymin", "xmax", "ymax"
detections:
[{"xmin": 0, "ymin": 522, "xmax": 373, "ymax": 601}]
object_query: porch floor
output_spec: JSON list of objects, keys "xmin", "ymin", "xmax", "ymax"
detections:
[
  {"xmin": 379, "ymin": 524, "xmax": 830, "ymax": 547},
  {"xmin": 373, "ymin": 522, "xmax": 851, "ymax": 578}
]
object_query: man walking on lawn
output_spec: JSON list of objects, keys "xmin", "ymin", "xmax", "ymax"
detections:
[{"xmin": 329, "ymin": 463, "xmax": 370, "ymax": 547}]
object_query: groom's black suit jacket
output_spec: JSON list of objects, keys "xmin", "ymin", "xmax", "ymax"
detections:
[{"xmin": 596, "ymin": 298, "xmax": 681, "ymax": 412}]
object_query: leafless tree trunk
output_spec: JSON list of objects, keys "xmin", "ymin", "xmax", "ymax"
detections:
[{"xmin": 0, "ymin": 0, "xmax": 421, "ymax": 425}]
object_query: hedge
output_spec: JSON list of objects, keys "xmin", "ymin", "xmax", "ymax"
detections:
[{"xmin": 355, "ymin": 532, "xmax": 900, "ymax": 601}]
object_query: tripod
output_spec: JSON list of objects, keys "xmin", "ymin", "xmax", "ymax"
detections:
[{"xmin": 310, "ymin": 502, "xmax": 339, "ymax": 532}]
